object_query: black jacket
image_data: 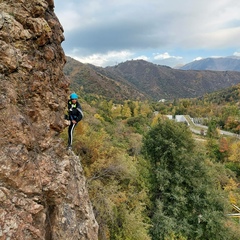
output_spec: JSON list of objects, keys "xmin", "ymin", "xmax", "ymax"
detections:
[{"xmin": 68, "ymin": 100, "xmax": 83, "ymax": 122}]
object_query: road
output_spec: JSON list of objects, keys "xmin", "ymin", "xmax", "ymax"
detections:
[{"xmin": 183, "ymin": 115, "xmax": 239, "ymax": 138}]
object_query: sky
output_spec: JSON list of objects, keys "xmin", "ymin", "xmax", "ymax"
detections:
[{"xmin": 54, "ymin": 0, "xmax": 240, "ymax": 68}]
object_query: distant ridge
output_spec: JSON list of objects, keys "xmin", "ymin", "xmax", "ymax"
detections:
[
  {"xmin": 180, "ymin": 56, "xmax": 240, "ymax": 71},
  {"xmin": 64, "ymin": 57, "xmax": 147, "ymax": 102},
  {"xmin": 64, "ymin": 57, "xmax": 240, "ymax": 101}
]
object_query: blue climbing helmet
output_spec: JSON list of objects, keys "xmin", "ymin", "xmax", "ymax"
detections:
[{"xmin": 70, "ymin": 92, "xmax": 78, "ymax": 100}]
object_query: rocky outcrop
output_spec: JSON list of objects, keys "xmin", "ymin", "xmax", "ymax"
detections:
[{"xmin": 0, "ymin": 0, "xmax": 98, "ymax": 239}]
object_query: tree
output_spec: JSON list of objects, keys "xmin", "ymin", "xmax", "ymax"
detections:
[
  {"xmin": 207, "ymin": 119, "xmax": 219, "ymax": 138},
  {"xmin": 72, "ymin": 118, "xmax": 151, "ymax": 240},
  {"xmin": 121, "ymin": 101, "xmax": 132, "ymax": 118},
  {"xmin": 142, "ymin": 119, "xmax": 239, "ymax": 240},
  {"xmin": 111, "ymin": 104, "xmax": 122, "ymax": 119},
  {"xmin": 139, "ymin": 101, "xmax": 152, "ymax": 117},
  {"xmin": 133, "ymin": 101, "xmax": 140, "ymax": 117}
]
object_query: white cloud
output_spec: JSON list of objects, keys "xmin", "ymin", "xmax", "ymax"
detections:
[
  {"xmin": 233, "ymin": 51, "xmax": 240, "ymax": 56},
  {"xmin": 211, "ymin": 55, "xmax": 223, "ymax": 58},
  {"xmin": 54, "ymin": 0, "xmax": 240, "ymax": 67},
  {"xmin": 133, "ymin": 55, "xmax": 149, "ymax": 61},
  {"xmin": 153, "ymin": 52, "xmax": 182, "ymax": 60},
  {"xmin": 54, "ymin": 1, "xmax": 102, "ymax": 32},
  {"xmin": 193, "ymin": 57, "xmax": 203, "ymax": 61},
  {"xmin": 70, "ymin": 50, "xmax": 134, "ymax": 67}
]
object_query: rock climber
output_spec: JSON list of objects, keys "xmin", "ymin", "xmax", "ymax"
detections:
[{"xmin": 67, "ymin": 92, "xmax": 83, "ymax": 150}]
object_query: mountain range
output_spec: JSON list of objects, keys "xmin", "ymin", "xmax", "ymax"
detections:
[
  {"xmin": 180, "ymin": 56, "xmax": 240, "ymax": 71},
  {"xmin": 64, "ymin": 56, "xmax": 240, "ymax": 101}
]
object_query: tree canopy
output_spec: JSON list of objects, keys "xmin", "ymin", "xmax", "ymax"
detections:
[{"xmin": 143, "ymin": 119, "xmax": 239, "ymax": 240}]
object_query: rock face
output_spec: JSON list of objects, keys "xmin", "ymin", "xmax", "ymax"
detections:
[{"xmin": 0, "ymin": 0, "xmax": 98, "ymax": 239}]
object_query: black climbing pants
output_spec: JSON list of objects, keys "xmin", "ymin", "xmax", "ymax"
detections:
[{"xmin": 68, "ymin": 122, "xmax": 76, "ymax": 147}]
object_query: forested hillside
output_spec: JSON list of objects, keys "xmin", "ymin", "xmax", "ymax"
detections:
[
  {"xmin": 64, "ymin": 57, "xmax": 147, "ymax": 102},
  {"xmin": 64, "ymin": 57, "xmax": 240, "ymax": 101},
  {"xmin": 62, "ymin": 81, "xmax": 240, "ymax": 239}
]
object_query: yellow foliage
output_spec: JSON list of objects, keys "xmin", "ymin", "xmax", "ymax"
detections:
[
  {"xmin": 224, "ymin": 178, "xmax": 240, "ymax": 205},
  {"xmin": 224, "ymin": 178, "xmax": 238, "ymax": 191},
  {"xmin": 94, "ymin": 113, "xmax": 105, "ymax": 122},
  {"xmin": 139, "ymin": 102, "xmax": 151, "ymax": 117},
  {"xmin": 121, "ymin": 102, "xmax": 131, "ymax": 118},
  {"xmin": 110, "ymin": 192, "xmax": 128, "ymax": 205},
  {"xmin": 229, "ymin": 192, "xmax": 237, "ymax": 205},
  {"xmin": 133, "ymin": 101, "xmax": 140, "ymax": 117},
  {"xmin": 151, "ymin": 114, "xmax": 164, "ymax": 127},
  {"xmin": 111, "ymin": 104, "xmax": 122, "ymax": 119},
  {"xmin": 74, "ymin": 121, "xmax": 84, "ymax": 135},
  {"xmin": 229, "ymin": 141, "xmax": 240, "ymax": 162}
]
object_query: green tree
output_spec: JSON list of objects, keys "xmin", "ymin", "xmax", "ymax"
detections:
[
  {"xmin": 98, "ymin": 100, "xmax": 113, "ymax": 122},
  {"xmin": 143, "ymin": 119, "xmax": 238, "ymax": 240},
  {"xmin": 207, "ymin": 119, "xmax": 219, "ymax": 138}
]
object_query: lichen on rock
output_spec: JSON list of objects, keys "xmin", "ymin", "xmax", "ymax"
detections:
[{"xmin": 0, "ymin": 0, "xmax": 98, "ymax": 239}]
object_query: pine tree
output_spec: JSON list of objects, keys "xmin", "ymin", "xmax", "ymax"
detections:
[{"xmin": 143, "ymin": 119, "xmax": 239, "ymax": 240}]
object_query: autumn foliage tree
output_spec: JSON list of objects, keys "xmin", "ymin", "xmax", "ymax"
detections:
[
  {"xmin": 67, "ymin": 102, "xmax": 151, "ymax": 240},
  {"xmin": 61, "ymin": 88, "xmax": 240, "ymax": 239}
]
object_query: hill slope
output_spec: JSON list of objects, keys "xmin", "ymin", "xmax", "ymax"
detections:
[
  {"xmin": 64, "ymin": 57, "xmax": 147, "ymax": 101},
  {"xmin": 65, "ymin": 57, "xmax": 240, "ymax": 101},
  {"xmin": 198, "ymin": 83, "xmax": 240, "ymax": 104},
  {"xmin": 180, "ymin": 57, "xmax": 240, "ymax": 71}
]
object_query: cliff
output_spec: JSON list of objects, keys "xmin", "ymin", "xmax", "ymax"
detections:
[{"xmin": 0, "ymin": 0, "xmax": 98, "ymax": 239}]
